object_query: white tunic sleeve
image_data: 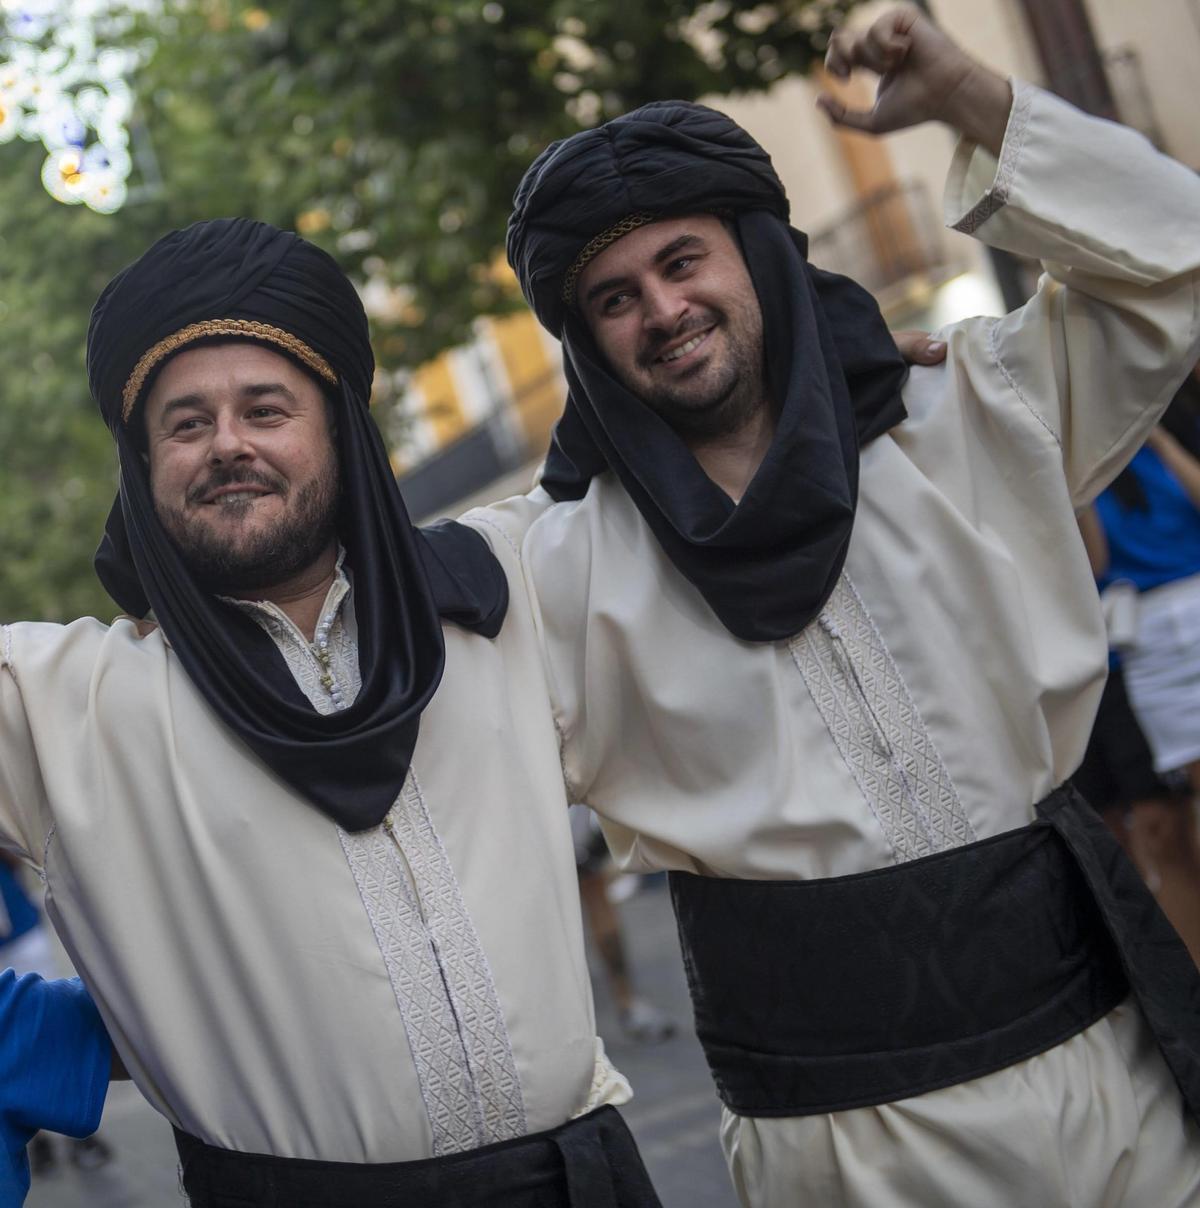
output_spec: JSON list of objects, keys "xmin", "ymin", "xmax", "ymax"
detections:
[
  {"xmin": 0, "ymin": 625, "xmax": 52, "ymax": 866},
  {"xmin": 460, "ymin": 493, "xmax": 581, "ymax": 800},
  {"xmin": 944, "ymin": 80, "xmax": 1200, "ymax": 505}
]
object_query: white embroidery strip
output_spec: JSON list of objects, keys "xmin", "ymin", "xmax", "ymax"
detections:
[
  {"xmin": 790, "ymin": 575, "xmax": 975, "ymax": 863},
  {"xmin": 246, "ymin": 570, "xmax": 526, "ymax": 1152},
  {"xmin": 339, "ymin": 821, "xmax": 486, "ymax": 1154},
  {"xmin": 951, "ymin": 80, "xmax": 1034, "ymax": 237},
  {"xmin": 392, "ymin": 772, "xmax": 527, "ymax": 1145}
]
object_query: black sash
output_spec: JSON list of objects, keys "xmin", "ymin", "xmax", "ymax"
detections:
[
  {"xmin": 670, "ymin": 783, "xmax": 1200, "ymax": 1118},
  {"xmin": 174, "ymin": 1106, "xmax": 661, "ymax": 1208}
]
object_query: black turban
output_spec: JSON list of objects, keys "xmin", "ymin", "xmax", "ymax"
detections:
[
  {"xmin": 87, "ymin": 218, "xmax": 507, "ymax": 832},
  {"xmin": 507, "ymin": 101, "xmax": 909, "ymax": 642}
]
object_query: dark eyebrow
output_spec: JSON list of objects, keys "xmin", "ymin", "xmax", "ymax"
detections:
[
  {"xmin": 158, "ymin": 381, "xmax": 297, "ymax": 424},
  {"xmin": 242, "ymin": 382, "xmax": 297, "ymax": 403},
  {"xmin": 582, "ymin": 233, "xmax": 706, "ymax": 306},
  {"xmin": 158, "ymin": 393, "xmax": 206, "ymax": 423},
  {"xmin": 652, "ymin": 232, "xmax": 703, "ymax": 265}
]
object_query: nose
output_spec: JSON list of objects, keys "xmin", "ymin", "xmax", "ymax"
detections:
[
  {"xmin": 206, "ymin": 415, "xmax": 255, "ymax": 466},
  {"xmin": 641, "ymin": 278, "xmax": 687, "ymax": 334}
]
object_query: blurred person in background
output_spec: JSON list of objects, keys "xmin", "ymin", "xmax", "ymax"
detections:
[
  {"xmin": 1076, "ymin": 365, "xmax": 1200, "ymax": 964},
  {"xmin": 1093, "ymin": 366, "xmax": 1200, "ymax": 793},
  {"xmin": 0, "ymin": 857, "xmax": 54, "ymax": 989},
  {"xmin": 570, "ymin": 806, "xmax": 675, "ymax": 1044},
  {"xmin": 0, "ymin": 854, "xmax": 114, "ymax": 1181},
  {"xmin": 0, "ymin": 969, "xmax": 111, "ymax": 1207},
  {"xmin": 0, "ymin": 221, "xmax": 661, "ymax": 1207},
  {"xmin": 494, "ymin": 6, "xmax": 1200, "ymax": 1205}
]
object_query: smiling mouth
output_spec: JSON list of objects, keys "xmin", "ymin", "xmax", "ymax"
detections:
[
  {"xmin": 656, "ymin": 327, "xmax": 714, "ymax": 366},
  {"xmin": 202, "ymin": 488, "xmax": 273, "ymax": 506}
]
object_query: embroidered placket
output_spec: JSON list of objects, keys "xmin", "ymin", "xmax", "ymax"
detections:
[
  {"xmin": 790, "ymin": 574, "xmax": 975, "ymax": 863},
  {"xmin": 241, "ymin": 573, "xmax": 527, "ymax": 1154},
  {"xmin": 382, "ymin": 776, "xmax": 527, "ymax": 1146},
  {"xmin": 340, "ymin": 809, "xmax": 491, "ymax": 1154}
]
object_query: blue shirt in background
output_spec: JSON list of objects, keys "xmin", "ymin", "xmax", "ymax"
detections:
[
  {"xmin": 1096, "ymin": 445, "xmax": 1200, "ymax": 593},
  {"xmin": 0, "ymin": 869, "xmax": 40, "ymax": 949},
  {"xmin": 0, "ymin": 971, "xmax": 109, "ymax": 1207}
]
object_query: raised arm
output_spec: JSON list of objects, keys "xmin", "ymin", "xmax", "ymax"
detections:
[{"xmin": 819, "ymin": 7, "xmax": 1200, "ymax": 504}]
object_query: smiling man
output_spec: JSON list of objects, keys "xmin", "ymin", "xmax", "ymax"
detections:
[
  {"xmin": 146, "ymin": 345, "xmax": 342, "ymax": 609},
  {"xmin": 486, "ymin": 7, "xmax": 1200, "ymax": 1207},
  {"xmin": 0, "ymin": 220, "xmax": 660, "ymax": 1207},
  {"xmin": 577, "ymin": 219, "xmax": 767, "ymax": 443}
]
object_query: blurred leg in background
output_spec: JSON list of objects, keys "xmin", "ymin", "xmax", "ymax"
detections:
[
  {"xmin": 1073, "ymin": 665, "xmax": 1200, "ymax": 965},
  {"xmin": 571, "ymin": 806, "xmax": 675, "ymax": 1044}
]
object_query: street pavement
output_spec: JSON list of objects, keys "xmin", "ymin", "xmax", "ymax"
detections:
[{"xmin": 26, "ymin": 877, "xmax": 739, "ymax": 1207}]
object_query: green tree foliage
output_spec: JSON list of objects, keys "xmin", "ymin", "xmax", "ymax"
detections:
[
  {"xmin": 0, "ymin": 136, "xmax": 146, "ymax": 621},
  {"xmin": 0, "ymin": 0, "xmax": 862, "ymax": 620}
]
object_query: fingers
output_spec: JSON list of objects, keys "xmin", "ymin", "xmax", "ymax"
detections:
[
  {"xmin": 820, "ymin": 10, "xmax": 916, "ymax": 132},
  {"xmin": 866, "ymin": 17, "xmax": 912, "ymax": 72},
  {"xmin": 815, "ymin": 92, "xmax": 878, "ymax": 133},
  {"xmin": 823, "ymin": 26, "xmax": 854, "ymax": 80},
  {"xmin": 891, "ymin": 330, "xmax": 947, "ymax": 366},
  {"xmin": 824, "ymin": 11, "xmax": 913, "ymax": 80}
]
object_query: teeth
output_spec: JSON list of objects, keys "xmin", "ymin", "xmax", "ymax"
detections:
[
  {"xmin": 215, "ymin": 491, "xmax": 262, "ymax": 504},
  {"xmin": 661, "ymin": 333, "xmax": 705, "ymax": 363}
]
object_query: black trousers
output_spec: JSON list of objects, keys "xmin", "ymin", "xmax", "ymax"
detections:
[{"xmin": 175, "ymin": 1106, "xmax": 662, "ymax": 1208}]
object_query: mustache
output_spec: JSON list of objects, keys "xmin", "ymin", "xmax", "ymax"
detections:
[
  {"xmin": 638, "ymin": 314, "xmax": 720, "ymax": 369},
  {"xmin": 186, "ymin": 467, "xmax": 286, "ymax": 506}
]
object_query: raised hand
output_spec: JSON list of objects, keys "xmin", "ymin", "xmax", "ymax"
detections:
[{"xmin": 817, "ymin": 7, "xmax": 1011, "ymax": 155}]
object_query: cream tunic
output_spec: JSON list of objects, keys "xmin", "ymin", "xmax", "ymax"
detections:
[
  {"xmin": 475, "ymin": 83, "xmax": 1200, "ymax": 1206},
  {"xmin": 0, "ymin": 542, "xmax": 629, "ymax": 1161}
]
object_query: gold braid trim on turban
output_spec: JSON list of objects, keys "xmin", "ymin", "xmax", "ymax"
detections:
[
  {"xmin": 560, "ymin": 212, "xmax": 657, "ymax": 307},
  {"xmin": 121, "ymin": 319, "xmax": 339, "ymax": 422}
]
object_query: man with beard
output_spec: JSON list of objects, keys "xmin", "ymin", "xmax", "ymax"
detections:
[
  {"xmin": 486, "ymin": 7, "xmax": 1200, "ymax": 1206},
  {"xmin": 0, "ymin": 220, "xmax": 661, "ymax": 1206}
]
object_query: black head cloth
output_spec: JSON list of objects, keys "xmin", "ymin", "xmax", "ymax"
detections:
[
  {"xmin": 87, "ymin": 217, "xmax": 507, "ymax": 832},
  {"xmin": 508, "ymin": 100, "xmax": 909, "ymax": 643}
]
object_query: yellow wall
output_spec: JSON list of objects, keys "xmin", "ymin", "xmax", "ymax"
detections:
[
  {"xmin": 410, "ymin": 355, "xmax": 468, "ymax": 448},
  {"xmin": 487, "ymin": 311, "xmax": 563, "ymax": 455}
]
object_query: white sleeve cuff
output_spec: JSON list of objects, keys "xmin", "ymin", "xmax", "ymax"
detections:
[{"xmin": 943, "ymin": 77, "xmax": 1036, "ymax": 236}]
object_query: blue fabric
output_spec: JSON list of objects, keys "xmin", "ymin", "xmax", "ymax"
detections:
[
  {"xmin": 1097, "ymin": 447, "xmax": 1200, "ymax": 592},
  {"xmin": 0, "ymin": 972, "xmax": 109, "ymax": 1207},
  {"xmin": 0, "ymin": 869, "xmax": 39, "ymax": 949}
]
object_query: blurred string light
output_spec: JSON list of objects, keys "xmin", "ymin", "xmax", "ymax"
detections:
[{"xmin": 0, "ymin": 0, "xmax": 157, "ymax": 213}]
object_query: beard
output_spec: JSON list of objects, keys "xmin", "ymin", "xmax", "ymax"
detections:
[
  {"xmin": 621, "ymin": 310, "xmax": 767, "ymax": 443},
  {"xmin": 156, "ymin": 457, "xmax": 341, "ymax": 595}
]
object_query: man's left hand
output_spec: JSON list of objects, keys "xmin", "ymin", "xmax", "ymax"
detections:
[
  {"xmin": 893, "ymin": 329, "xmax": 947, "ymax": 366},
  {"xmin": 819, "ymin": 7, "xmax": 1011, "ymax": 156}
]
